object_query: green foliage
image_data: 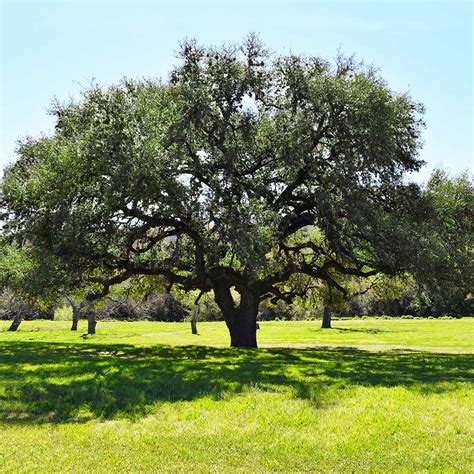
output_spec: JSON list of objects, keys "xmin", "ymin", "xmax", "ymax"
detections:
[
  {"xmin": 0, "ymin": 239, "xmax": 59, "ymax": 322},
  {"xmin": 0, "ymin": 238, "xmax": 32, "ymax": 289},
  {"xmin": 407, "ymin": 170, "xmax": 474, "ymax": 315},
  {"xmin": 2, "ymin": 36, "xmax": 427, "ymax": 345}
]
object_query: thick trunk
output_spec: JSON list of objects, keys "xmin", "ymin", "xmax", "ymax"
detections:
[
  {"xmin": 8, "ymin": 314, "xmax": 22, "ymax": 332},
  {"xmin": 231, "ymin": 289, "xmax": 259, "ymax": 348},
  {"xmin": 87, "ymin": 312, "xmax": 97, "ymax": 335},
  {"xmin": 71, "ymin": 306, "xmax": 80, "ymax": 331},
  {"xmin": 214, "ymin": 282, "xmax": 259, "ymax": 348},
  {"xmin": 229, "ymin": 305, "xmax": 258, "ymax": 347},
  {"xmin": 321, "ymin": 305, "xmax": 332, "ymax": 329}
]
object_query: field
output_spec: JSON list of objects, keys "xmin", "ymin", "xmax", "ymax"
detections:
[{"xmin": 0, "ymin": 318, "xmax": 472, "ymax": 472}]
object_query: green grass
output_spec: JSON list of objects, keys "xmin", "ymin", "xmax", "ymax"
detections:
[{"xmin": 0, "ymin": 319, "xmax": 472, "ymax": 472}]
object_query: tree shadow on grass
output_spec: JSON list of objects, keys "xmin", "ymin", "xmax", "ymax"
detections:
[{"xmin": 0, "ymin": 340, "xmax": 472, "ymax": 424}]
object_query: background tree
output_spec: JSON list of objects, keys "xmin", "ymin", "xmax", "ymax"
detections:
[
  {"xmin": 0, "ymin": 239, "xmax": 59, "ymax": 330},
  {"xmin": 62, "ymin": 292, "xmax": 91, "ymax": 331},
  {"xmin": 413, "ymin": 170, "xmax": 473, "ymax": 315},
  {"xmin": 2, "ymin": 35, "xmax": 427, "ymax": 347},
  {"xmin": 0, "ymin": 239, "xmax": 31, "ymax": 330}
]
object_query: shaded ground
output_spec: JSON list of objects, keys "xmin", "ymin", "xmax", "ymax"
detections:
[
  {"xmin": 1, "ymin": 340, "xmax": 472, "ymax": 422},
  {"xmin": 0, "ymin": 320, "xmax": 472, "ymax": 472}
]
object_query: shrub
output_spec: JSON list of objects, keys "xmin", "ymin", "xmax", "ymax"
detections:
[
  {"xmin": 139, "ymin": 294, "xmax": 188, "ymax": 322},
  {"xmin": 0, "ymin": 291, "xmax": 54, "ymax": 321},
  {"xmin": 96, "ymin": 297, "xmax": 139, "ymax": 321}
]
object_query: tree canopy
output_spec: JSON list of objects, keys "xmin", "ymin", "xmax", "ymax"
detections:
[
  {"xmin": 415, "ymin": 170, "xmax": 474, "ymax": 314},
  {"xmin": 2, "ymin": 35, "xmax": 428, "ymax": 346}
]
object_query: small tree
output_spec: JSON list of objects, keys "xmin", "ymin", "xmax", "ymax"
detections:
[
  {"xmin": 2, "ymin": 36, "xmax": 428, "ymax": 347},
  {"xmin": 0, "ymin": 239, "xmax": 60, "ymax": 330},
  {"xmin": 62, "ymin": 293, "xmax": 92, "ymax": 331}
]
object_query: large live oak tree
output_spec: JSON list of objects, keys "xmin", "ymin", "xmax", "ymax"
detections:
[{"xmin": 2, "ymin": 36, "xmax": 427, "ymax": 346}]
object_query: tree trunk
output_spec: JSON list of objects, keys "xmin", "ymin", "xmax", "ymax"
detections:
[
  {"xmin": 230, "ymin": 306, "xmax": 258, "ymax": 347},
  {"xmin": 71, "ymin": 306, "xmax": 80, "ymax": 331},
  {"xmin": 233, "ymin": 289, "xmax": 259, "ymax": 347},
  {"xmin": 191, "ymin": 317, "xmax": 198, "ymax": 335},
  {"xmin": 214, "ymin": 282, "xmax": 259, "ymax": 348},
  {"xmin": 191, "ymin": 304, "xmax": 199, "ymax": 335},
  {"xmin": 8, "ymin": 314, "xmax": 22, "ymax": 332},
  {"xmin": 321, "ymin": 305, "xmax": 332, "ymax": 329},
  {"xmin": 87, "ymin": 312, "xmax": 97, "ymax": 335}
]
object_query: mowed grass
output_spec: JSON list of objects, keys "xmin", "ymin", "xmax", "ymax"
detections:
[{"xmin": 0, "ymin": 319, "xmax": 472, "ymax": 472}]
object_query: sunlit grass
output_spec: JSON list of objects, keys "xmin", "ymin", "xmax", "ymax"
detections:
[
  {"xmin": 0, "ymin": 319, "xmax": 472, "ymax": 472},
  {"xmin": 1, "ymin": 317, "xmax": 472, "ymax": 352}
]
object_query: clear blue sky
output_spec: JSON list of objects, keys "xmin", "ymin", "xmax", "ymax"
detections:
[{"xmin": 1, "ymin": 0, "xmax": 472, "ymax": 181}]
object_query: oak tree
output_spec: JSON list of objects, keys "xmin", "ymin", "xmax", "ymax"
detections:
[{"xmin": 2, "ymin": 36, "xmax": 426, "ymax": 346}]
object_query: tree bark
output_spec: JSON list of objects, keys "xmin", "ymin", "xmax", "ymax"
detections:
[
  {"xmin": 8, "ymin": 314, "xmax": 22, "ymax": 332},
  {"xmin": 231, "ymin": 289, "xmax": 259, "ymax": 347},
  {"xmin": 191, "ymin": 317, "xmax": 198, "ymax": 335},
  {"xmin": 214, "ymin": 282, "xmax": 259, "ymax": 348},
  {"xmin": 191, "ymin": 304, "xmax": 199, "ymax": 334},
  {"xmin": 71, "ymin": 306, "xmax": 80, "ymax": 331},
  {"xmin": 87, "ymin": 311, "xmax": 97, "ymax": 335},
  {"xmin": 321, "ymin": 305, "xmax": 332, "ymax": 328},
  {"xmin": 230, "ymin": 308, "xmax": 258, "ymax": 347}
]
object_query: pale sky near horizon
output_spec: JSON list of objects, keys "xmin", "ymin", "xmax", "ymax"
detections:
[{"xmin": 1, "ymin": 0, "xmax": 472, "ymax": 182}]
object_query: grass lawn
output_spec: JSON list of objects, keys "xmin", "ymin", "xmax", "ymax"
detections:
[{"xmin": 0, "ymin": 318, "xmax": 472, "ymax": 472}]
